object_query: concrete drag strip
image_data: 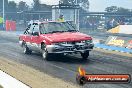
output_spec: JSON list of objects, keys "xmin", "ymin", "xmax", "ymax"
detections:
[{"xmin": 0, "ymin": 56, "xmax": 79, "ymax": 88}]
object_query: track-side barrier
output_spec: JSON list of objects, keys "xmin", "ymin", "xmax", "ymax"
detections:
[
  {"xmin": 6, "ymin": 20, "xmax": 16, "ymax": 31},
  {"xmin": 105, "ymin": 36, "xmax": 132, "ymax": 49},
  {"xmin": 94, "ymin": 34, "xmax": 132, "ymax": 54},
  {"xmin": 108, "ymin": 25, "xmax": 132, "ymax": 34}
]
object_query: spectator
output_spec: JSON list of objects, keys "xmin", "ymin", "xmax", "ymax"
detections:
[{"xmin": 57, "ymin": 14, "xmax": 65, "ymax": 22}]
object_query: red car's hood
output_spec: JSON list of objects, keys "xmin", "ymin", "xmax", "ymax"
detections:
[{"xmin": 42, "ymin": 32, "xmax": 92, "ymax": 43}]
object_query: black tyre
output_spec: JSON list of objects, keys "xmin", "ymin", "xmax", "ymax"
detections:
[
  {"xmin": 76, "ymin": 75, "xmax": 87, "ymax": 85},
  {"xmin": 22, "ymin": 42, "xmax": 32, "ymax": 54},
  {"xmin": 41, "ymin": 44, "xmax": 50, "ymax": 61},
  {"xmin": 81, "ymin": 51, "xmax": 89, "ymax": 60}
]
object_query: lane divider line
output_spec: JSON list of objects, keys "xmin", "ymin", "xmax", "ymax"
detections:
[{"xmin": 0, "ymin": 70, "xmax": 30, "ymax": 88}]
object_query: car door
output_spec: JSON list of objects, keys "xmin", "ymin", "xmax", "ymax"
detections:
[
  {"xmin": 30, "ymin": 23, "xmax": 41, "ymax": 51},
  {"xmin": 24, "ymin": 24, "xmax": 32, "ymax": 47}
]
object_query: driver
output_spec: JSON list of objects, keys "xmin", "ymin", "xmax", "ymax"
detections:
[{"xmin": 57, "ymin": 14, "xmax": 65, "ymax": 22}]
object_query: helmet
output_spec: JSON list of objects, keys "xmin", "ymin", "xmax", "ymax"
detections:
[{"xmin": 59, "ymin": 14, "xmax": 64, "ymax": 18}]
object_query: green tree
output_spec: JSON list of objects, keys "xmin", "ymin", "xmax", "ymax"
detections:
[
  {"xmin": 105, "ymin": 6, "xmax": 130, "ymax": 13},
  {"xmin": 8, "ymin": 1, "xmax": 17, "ymax": 12},
  {"xmin": 117, "ymin": 7, "xmax": 130, "ymax": 13},
  {"xmin": 105, "ymin": 6, "xmax": 118, "ymax": 12},
  {"xmin": 60, "ymin": 0, "xmax": 76, "ymax": 5},
  {"xmin": 33, "ymin": 0, "xmax": 41, "ymax": 11},
  {"xmin": 60, "ymin": 0, "xmax": 89, "ymax": 12},
  {"xmin": 18, "ymin": 1, "xmax": 29, "ymax": 11},
  {"xmin": 40, "ymin": 4, "xmax": 52, "ymax": 11}
]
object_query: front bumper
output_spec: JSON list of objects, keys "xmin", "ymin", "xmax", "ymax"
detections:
[{"xmin": 46, "ymin": 43, "xmax": 94, "ymax": 54}]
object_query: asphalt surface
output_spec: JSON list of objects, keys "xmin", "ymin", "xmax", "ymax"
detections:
[{"xmin": 0, "ymin": 31, "xmax": 132, "ymax": 88}]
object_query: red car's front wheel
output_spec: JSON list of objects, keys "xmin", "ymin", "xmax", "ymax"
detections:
[
  {"xmin": 41, "ymin": 44, "xmax": 51, "ymax": 61},
  {"xmin": 22, "ymin": 42, "xmax": 32, "ymax": 54},
  {"xmin": 81, "ymin": 51, "xmax": 89, "ymax": 60}
]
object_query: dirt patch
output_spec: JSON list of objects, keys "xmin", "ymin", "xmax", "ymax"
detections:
[{"xmin": 0, "ymin": 56, "xmax": 79, "ymax": 88}]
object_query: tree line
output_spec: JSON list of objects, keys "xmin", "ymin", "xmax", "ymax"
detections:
[
  {"xmin": 0, "ymin": 0, "xmax": 90, "ymax": 12},
  {"xmin": 0, "ymin": 0, "xmax": 131, "ymax": 13},
  {"xmin": 0, "ymin": 0, "xmax": 52, "ymax": 12}
]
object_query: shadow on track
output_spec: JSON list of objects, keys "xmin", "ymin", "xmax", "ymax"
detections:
[{"xmin": 26, "ymin": 52, "xmax": 90, "ymax": 64}]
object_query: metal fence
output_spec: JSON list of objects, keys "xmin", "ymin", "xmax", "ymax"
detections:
[{"xmin": 1, "ymin": 11, "xmax": 132, "ymax": 32}]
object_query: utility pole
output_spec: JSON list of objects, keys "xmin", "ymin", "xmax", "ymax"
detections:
[
  {"xmin": 3, "ymin": 0, "xmax": 5, "ymax": 29},
  {"xmin": 75, "ymin": 0, "xmax": 77, "ymax": 25},
  {"xmin": 75, "ymin": 0, "xmax": 79, "ymax": 30}
]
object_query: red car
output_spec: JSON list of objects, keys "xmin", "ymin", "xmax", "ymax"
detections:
[{"xmin": 19, "ymin": 21, "xmax": 94, "ymax": 60}]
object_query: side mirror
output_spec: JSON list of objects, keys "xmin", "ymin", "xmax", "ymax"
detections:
[{"xmin": 33, "ymin": 32, "xmax": 39, "ymax": 36}]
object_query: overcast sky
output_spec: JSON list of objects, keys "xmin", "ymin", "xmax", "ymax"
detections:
[{"xmin": 9, "ymin": 0, "xmax": 132, "ymax": 12}]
